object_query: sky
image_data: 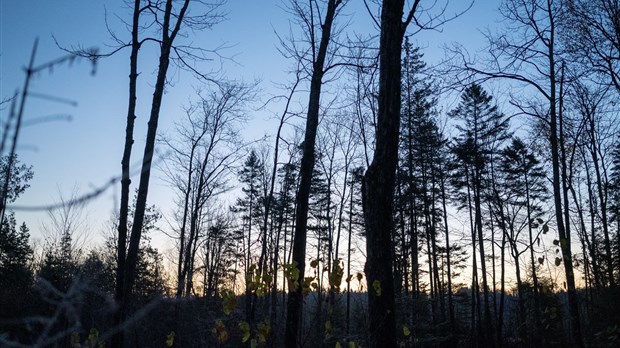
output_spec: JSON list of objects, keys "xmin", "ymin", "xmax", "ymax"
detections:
[{"xmin": 0, "ymin": 0, "xmax": 500, "ymax": 253}]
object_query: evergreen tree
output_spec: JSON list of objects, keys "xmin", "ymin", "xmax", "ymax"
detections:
[
  {"xmin": 232, "ymin": 149, "xmax": 266, "ymax": 323},
  {"xmin": 0, "ymin": 213, "xmax": 34, "ymax": 320},
  {"xmin": 498, "ymin": 136, "xmax": 548, "ymax": 343},
  {"xmin": 0, "ymin": 155, "xmax": 35, "ymax": 329},
  {"xmin": 449, "ymin": 83, "xmax": 510, "ymax": 344}
]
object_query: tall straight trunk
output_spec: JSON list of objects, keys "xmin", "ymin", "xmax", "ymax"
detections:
[
  {"xmin": 114, "ymin": 2, "xmax": 191, "ymax": 347},
  {"xmin": 440, "ymin": 171, "xmax": 455, "ymax": 333},
  {"xmin": 112, "ymin": 0, "xmax": 189, "ymax": 347},
  {"xmin": 266, "ymin": 81, "xmax": 298, "ymax": 327},
  {"xmin": 346, "ymin": 175, "xmax": 355, "ymax": 337},
  {"xmin": 548, "ymin": 24, "xmax": 583, "ymax": 346},
  {"xmin": 473, "ymin": 168, "xmax": 492, "ymax": 346},
  {"xmin": 588, "ymin": 115, "xmax": 615, "ymax": 287},
  {"xmin": 498, "ymin": 213, "xmax": 507, "ymax": 345},
  {"xmin": 524, "ymin": 168, "xmax": 542, "ymax": 338},
  {"xmin": 430, "ymin": 174, "xmax": 444, "ymax": 322},
  {"xmin": 362, "ymin": 1, "xmax": 408, "ymax": 346},
  {"xmin": 465, "ymin": 167, "xmax": 480, "ymax": 342},
  {"xmin": 583, "ymin": 155, "xmax": 602, "ymax": 287},
  {"xmin": 411, "ymin": 197, "xmax": 419, "ymax": 298},
  {"xmin": 113, "ymin": 1, "xmax": 140, "ymax": 345},
  {"xmin": 245, "ymin": 179, "xmax": 254, "ymax": 323},
  {"xmin": 397, "ymin": 177, "xmax": 409, "ymax": 295},
  {"xmin": 285, "ymin": 1, "xmax": 341, "ymax": 345},
  {"xmin": 176, "ymin": 145, "xmax": 195, "ymax": 297},
  {"xmin": 508, "ymin": 224, "xmax": 526, "ymax": 343}
]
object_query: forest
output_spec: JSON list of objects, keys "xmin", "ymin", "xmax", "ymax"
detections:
[{"xmin": 1, "ymin": 0, "xmax": 620, "ymax": 347}]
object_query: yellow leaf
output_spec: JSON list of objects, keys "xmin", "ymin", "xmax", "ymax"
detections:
[
  {"xmin": 165, "ymin": 331, "xmax": 175, "ymax": 347},
  {"xmin": 348, "ymin": 341, "xmax": 356, "ymax": 348},
  {"xmin": 403, "ymin": 325, "xmax": 411, "ymax": 337},
  {"xmin": 335, "ymin": 342, "xmax": 342, "ymax": 348}
]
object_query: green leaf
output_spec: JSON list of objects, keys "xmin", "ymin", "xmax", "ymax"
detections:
[
  {"xmin": 257, "ymin": 321, "xmax": 271, "ymax": 344},
  {"xmin": 543, "ymin": 224, "xmax": 549, "ymax": 234},
  {"xmin": 239, "ymin": 321, "xmax": 250, "ymax": 343},
  {"xmin": 555, "ymin": 257, "xmax": 562, "ymax": 266},
  {"xmin": 372, "ymin": 280, "xmax": 382, "ymax": 296},
  {"xmin": 325, "ymin": 320, "xmax": 333, "ymax": 334},
  {"xmin": 88, "ymin": 328, "xmax": 99, "ymax": 342},
  {"xmin": 348, "ymin": 341, "xmax": 356, "ymax": 348},
  {"xmin": 222, "ymin": 289, "xmax": 236, "ymax": 316},
  {"xmin": 212, "ymin": 320, "xmax": 228, "ymax": 344},
  {"xmin": 553, "ymin": 239, "xmax": 559, "ymax": 246}
]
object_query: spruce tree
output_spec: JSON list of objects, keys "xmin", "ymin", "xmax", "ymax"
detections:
[{"xmin": 449, "ymin": 83, "xmax": 510, "ymax": 345}]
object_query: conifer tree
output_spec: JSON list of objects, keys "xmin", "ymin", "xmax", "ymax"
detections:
[{"xmin": 450, "ymin": 83, "xmax": 510, "ymax": 345}]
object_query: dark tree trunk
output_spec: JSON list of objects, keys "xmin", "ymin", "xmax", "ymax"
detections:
[
  {"xmin": 113, "ymin": 1, "xmax": 140, "ymax": 346},
  {"xmin": 284, "ymin": 1, "xmax": 340, "ymax": 346},
  {"xmin": 113, "ymin": 1, "xmax": 190, "ymax": 347},
  {"xmin": 362, "ymin": 1, "xmax": 406, "ymax": 346},
  {"xmin": 550, "ymin": 48, "xmax": 583, "ymax": 348}
]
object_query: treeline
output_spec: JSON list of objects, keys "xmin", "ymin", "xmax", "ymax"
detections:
[{"xmin": 2, "ymin": 0, "xmax": 620, "ymax": 347}]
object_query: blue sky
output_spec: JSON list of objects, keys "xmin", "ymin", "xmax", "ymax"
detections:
[{"xmin": 1, "ymin": 0, "xmax": 499, "ymax": 249}]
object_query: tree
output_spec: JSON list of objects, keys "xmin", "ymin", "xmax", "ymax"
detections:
[
  {"xmin": 0, "ymin": 155, "xmax": 34, "ymax": 329},
  {"xmin": 454, "ymin": 0, "xmax": 584, "ymax": 344},
  {"xmin": 161, "ymin": 82, "xmax": 252, "ymax": 298},
  {"xmin": 363, "ymin": 1, "xmax": 418, "ymax": 346},
  {"xmin": 0, "ymin": 214, "xmax": 34, "ymax": 322},
  {"xmin": 499, "ymin": 136, "xmax": 549, "ymax": 343},
  {"xmin": 232, "ymin": 149, "xmax": 266, "ymax": 323},
  {"xmin": 282, "ymin": 0, "xmax": 347, "ymax": 345},
  {"xmin": 108, "ymin": 2, "xmax": 226, "ymax": 346},
  {"xmin": 449, "ymin": 83, "xmax": 510, "ymax": 344}
]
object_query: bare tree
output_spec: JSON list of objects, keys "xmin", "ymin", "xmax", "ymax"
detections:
[
  {"xmin": 105, "ymin": 1, "xmax": 226, "ymax": 346},
  {"xmin": 280, "ymin": 0, "xmax": 348, "ymax": 345},
  {"xmin": 161, "ymin": 82, "xmax": 254, "ymax": 298}
]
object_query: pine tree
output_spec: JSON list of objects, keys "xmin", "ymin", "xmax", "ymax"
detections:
[
  {"xmin": 232, "ymin": 149, "xmax": 266, "ymax": 324},
  {"xmin": 500, "ymin": 136, "xmax": 548, "ymax": 343},
  {"xmin": 450, "ymin": 83, "xmax": 510, "ymax": 345}
]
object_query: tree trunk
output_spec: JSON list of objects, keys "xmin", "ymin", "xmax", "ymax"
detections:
[
  {"xmin": 549, "ymin": 44, "xmax": 583, "ymax": 347},
  {"xmin": 113, "ymin": 1, "xmax": 140, "ymax": 346},
  {"xmin": 362, "ymin": 1, "xmax": 405, "ymax": 346},
  {"xmin": 285, "ymin": 1, "xmax": 340, "ymax": 345},
  {"xmin": 113, "ymin": 2, "xmax": 190, "ymax": 347}
]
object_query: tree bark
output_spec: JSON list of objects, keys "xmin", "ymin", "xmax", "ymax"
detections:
[
  {"xmin": 113, "ymin": 1, "xmax": 190, "ymax": 347},
  {"xmin": 362, "ymin": 1, "xmax": 406, "ymax": 346},
  {"xmin": 285, "ymin": 1, "xmax": 341, "ymax": 345}
]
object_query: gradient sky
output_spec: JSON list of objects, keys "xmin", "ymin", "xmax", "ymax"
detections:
[{"xmin": 1, "ymin": 0, "xmax": 499, "ymax": 250}]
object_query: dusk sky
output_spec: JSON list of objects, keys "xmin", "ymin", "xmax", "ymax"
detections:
[{"xmin": 1, "ymin": 0, "xmax": 497, "ymax": 249}]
